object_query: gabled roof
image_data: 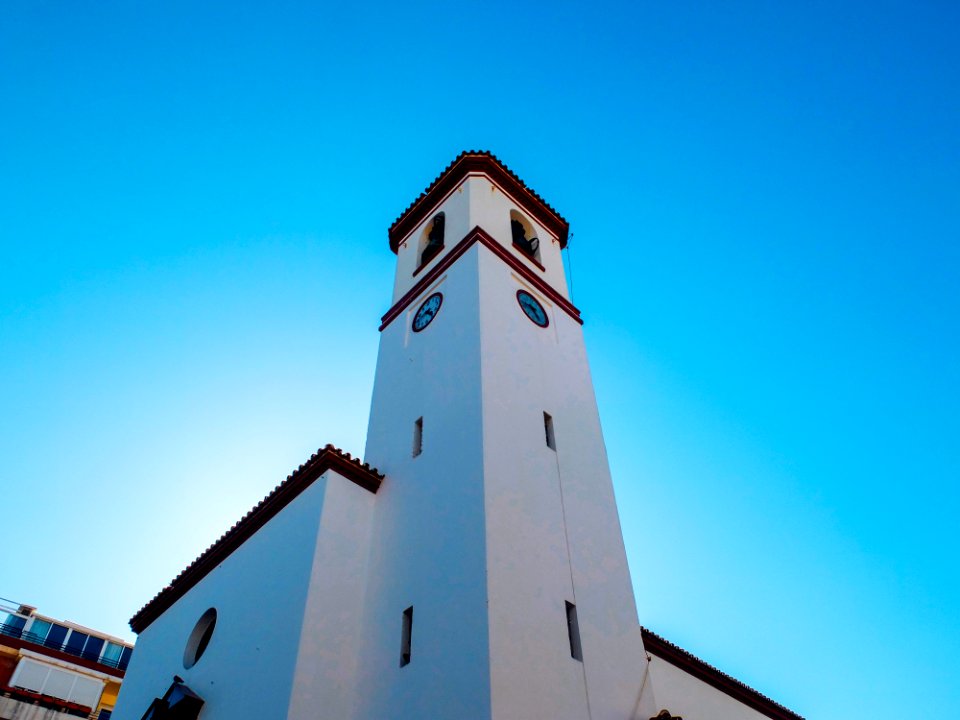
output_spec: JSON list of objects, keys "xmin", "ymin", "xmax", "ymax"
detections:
[
  {"xmin": 388, "ymin": 150, "xmax": 570, "ymax": 252},
  {"xmin": 641, "ymin": 627, "xmax": 804, "ymax": 720},
  {"xmin": 129, "ymin": 445, "xmax": 383, "ymax": 634}
]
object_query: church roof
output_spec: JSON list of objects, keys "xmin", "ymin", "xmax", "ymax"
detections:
[
  {"xmin": 129, "ymin": 445, "xmax": 383, "ymax": 634},
  {"xmin": 641, "ymin": 627, "xmax": 804, "ymax": 720},
  {"xmin": 388, "ymin": 150, "xmax": 570, "ymax": 252}
]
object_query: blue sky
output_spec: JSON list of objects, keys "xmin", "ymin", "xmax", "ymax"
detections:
[{"xmin": 2, "ymin": 1, "xmax": 957, "ymax": 717}]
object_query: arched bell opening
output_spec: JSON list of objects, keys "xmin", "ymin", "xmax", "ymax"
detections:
[
  {"xmin": 417, "ymin": 212, "xmax": 445, "ymax": 271},
  {"xmin": 509, "ymin": 210, "xmax": 541, "ymax": 263}
]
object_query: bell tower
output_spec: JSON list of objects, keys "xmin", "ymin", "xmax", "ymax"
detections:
[
  {"xmin": 112, "ymin": 151, "xmax": 801, "ymax": 720},
  {"xmin": 359, "ymin": 152, "xmax": 647, "ymax": 720}
]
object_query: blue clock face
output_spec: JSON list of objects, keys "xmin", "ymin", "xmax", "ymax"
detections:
[
  {"xmin": 516, "ymin": 290, "xmax": 548, "ymax": 328},
  {"xmin": 412, "ymin": 292, "xmax": 443, "ymax": 332}
]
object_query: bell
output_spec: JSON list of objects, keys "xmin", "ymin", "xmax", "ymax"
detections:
[
  {"xmin": 511, "ymin": 219, "xmax": 526, "ymax": 246},
  {"xmin": 420, "ymin": 215, "xmax": 445, "ymax": 266},
  {"xmin": 511, "ymin": 219, "xmax": 539, "ymax": 257},
  {"xmin": 428, "ymin": 214, "xmax": 445, "ymax": 246}
]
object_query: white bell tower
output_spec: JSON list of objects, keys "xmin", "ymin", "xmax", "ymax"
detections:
[
  {"xmin": 358, "ymin": 152, "xmax": 648, "ymax": 720},
  {"xmin": 113, "ymin": 152, "xmax": 800, "ymax": 720}
]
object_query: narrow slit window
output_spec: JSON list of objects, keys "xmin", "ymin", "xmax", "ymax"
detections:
[
  {"xmin": 544, "ymin": 412, "xmax": 555, "ymax": 450},
  {"xmin": 413, "ymin": 417, "xmax": 423, "ymax": 457},
  {"xmin": 400, "ymin": 606, "xmax": 413, "ymax": 667},
  {"xmin": 565, "ymin": 601, "xmax": 582, "ymax": 661}
]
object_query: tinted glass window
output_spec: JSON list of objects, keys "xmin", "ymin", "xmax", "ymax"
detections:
[
  {"xmin": 65, "ymin": 630, "xmax": 88, "ymax": 654},
  {"xmin": 2, "ymin": 614, "xmax": 26, "ymax": 636},
  {"xmin": 119, "ymin": 646, "xmax": 133, "ymax": 670},
  {"xmin": 101, "ymin": 642, "xmax": 123, "ymax": 665},
  {"xmin": 26, "ymin": 619, "xmax": 50, "ymax": 643},
  {"xmin": 45, "ymin": 624, "xmax": 68, "ymax": 649},
  {"xmin": 82, "ymin": 636, "xmax": 104, "ymax": 661}
]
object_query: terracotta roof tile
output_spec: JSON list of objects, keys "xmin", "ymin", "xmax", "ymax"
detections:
[{"xmin": 388, "ymin": 150, "xmax": 570, "ymax": 252}]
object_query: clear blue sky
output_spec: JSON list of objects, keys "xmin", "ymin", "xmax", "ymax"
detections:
[{"xmin": 2, "ymin": 2, "xmax": 957, "ymax": 717}]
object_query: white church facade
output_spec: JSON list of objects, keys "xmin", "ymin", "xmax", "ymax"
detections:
[{"xmin": 112, "ymin": 152, "xmax": 803, "ymax": 720}]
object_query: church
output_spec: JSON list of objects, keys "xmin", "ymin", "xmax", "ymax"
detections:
[{"xmin": 112, "ymin": 152, "xmax": 803, "ymax": 720}]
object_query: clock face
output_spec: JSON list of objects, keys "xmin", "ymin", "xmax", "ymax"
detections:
[
  {"xmin": 516, "ymin": 290, "xmax": 548, "ymax": 328},
  {"xmin": 412, "ymin": 292, "xmax": 443, "ymax": 332}
]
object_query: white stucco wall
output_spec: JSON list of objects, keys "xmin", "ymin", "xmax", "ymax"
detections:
[
  {"xmin": 477, "ymin": 245, "xmax": 591, "ymax": 720},
  {"xmin": 477, "ymin": 242, "xmax": 649, "ymax": 720},
  {"xmin": 112, "ymin": 470, "xmax": 373, "ymax": 720},
  {"xmin": 286, "ymin": 472, "xmax": 376, "ymax": 720},
  {"xmin": 646, "ymin": 654, "xmax": 777, "ymax": 720},
  {"xmin": 363, "ymin": 179, "xmax": 649, "ymax": 719},
  {"xmin": 359, "ymin": 246, "xmax": 492, "ymax": 719}
]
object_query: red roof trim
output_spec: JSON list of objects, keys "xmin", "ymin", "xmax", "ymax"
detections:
[
  {"xmin": 641, "ymin": 627, "xmax": 804, "ymax": 720},
  {"xmin": 388, "ymin": 151, "xmax": 569, "ymax": 253},
  {"xmin": 129, "ymin": 445, "xmax": 383, "ymax": 634},
  {"xmin": 379, "ymin": 226, "xmax": 582, "ymax": 332},
  {"xmin": 0, "ymin": 638, "xmax": 125, "ymax": 679}
]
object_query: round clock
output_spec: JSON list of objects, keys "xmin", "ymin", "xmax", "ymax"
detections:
[
  {"xmin": 412, "ymin": 292, "xmax": 443, "ymax": 332},
  {"xmin": 516, "ymin": 290, "xmax": 548, "ymax": 328}
]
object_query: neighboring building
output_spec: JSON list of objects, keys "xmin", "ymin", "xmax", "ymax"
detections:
[
  {"xmin": 112, "ymin": 152, "xmax": 803, "ymax": 720},
  {"xmin": 0, "ymin": 597, "xmax": 133, "ymax": 720}
]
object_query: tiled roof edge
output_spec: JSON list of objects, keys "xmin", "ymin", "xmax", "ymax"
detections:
[
  {"xmin": 129, "ymin": 445, "xmax": 383, "ymax": 634},
  {"xmin": 387, "ymin": 150, "xmax": 569, "ymax": 252},
  {"xmin": 641, "ymin": 627, "xmax": 804, "ymax": 720}
]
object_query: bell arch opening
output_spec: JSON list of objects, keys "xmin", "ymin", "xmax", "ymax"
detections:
[
  {"xmin": 510, "ymin": 210, "xmax": 541, "ymax": 263},
  {"xmin": 417, "ymin": 212, "xmax": 445, "ymax": 271}
]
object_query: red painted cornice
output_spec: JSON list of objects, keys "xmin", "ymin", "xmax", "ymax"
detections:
[
  {"xmin": 388, "ymin": 151, "xmax": 569, "ymax": 253},
  {"xmin": 641, "ymin": 627, "xmax": 804, "ymax": 720},
  {"xmin": 129, "ymin": 445, "xmax": 383, "ymax": 634},
  {"xmin": 379, "ymin": 226, "xmax": 582, "ymax": 332}
]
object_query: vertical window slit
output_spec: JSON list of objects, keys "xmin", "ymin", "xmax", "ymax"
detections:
[
  {"xmin": 544, "ymin": 412, "xmax": 556, "ymax": 450},
  {"xmin": 413, "ymin": 417, "xmax": 423, "ymax": 457},
  {"xmin": 400, "ymin": 606, "xmax": 413, "ymax": 667},
  {"xmin": 566, "ymin": 601, "xmax": 582, "ymax": 661}
]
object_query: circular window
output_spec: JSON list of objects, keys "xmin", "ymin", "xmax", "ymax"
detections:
[{"xmin": 183, "ymin": 608, "xmax": 217, "ymax": 669}]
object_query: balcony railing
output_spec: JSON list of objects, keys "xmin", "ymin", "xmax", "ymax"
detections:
[{"xmin": 0, "ymin": 622, "xmax": 131, "ymax": 672}]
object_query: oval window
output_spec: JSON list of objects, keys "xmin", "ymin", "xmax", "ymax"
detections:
[{"xmin": 183, "ymin": 608, "xmax": 217, "ymax": 669}]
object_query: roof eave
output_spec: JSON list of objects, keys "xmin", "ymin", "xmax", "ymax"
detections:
[
  {"xmin": 641, "ymin": 627, "xmax": 804, "ymax": 720},
  {"xmin": 129, "ymin": 445, "xmax": 382, "ymax": 634},
  {"xmin": 388, "ymin": 151, "xmax": 569, "ymax": 253}
]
